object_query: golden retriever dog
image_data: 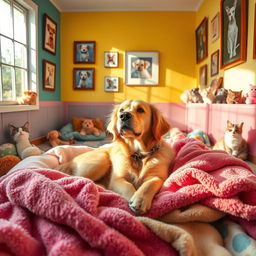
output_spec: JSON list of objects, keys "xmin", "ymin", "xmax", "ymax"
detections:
[{"xmin": 57, "ymin": 100, "xmax": 174, "ymax": 213}]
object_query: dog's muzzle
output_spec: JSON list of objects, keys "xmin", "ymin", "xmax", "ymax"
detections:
[{"xmin": 119, "ymin": 112, "xmax": 141, "ymax": 137}]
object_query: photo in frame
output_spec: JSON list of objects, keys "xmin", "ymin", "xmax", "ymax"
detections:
[
  {"xmin": 104, "ymin": 76, "xmax": 119, "ymax": 92},
  {"xmin": 104, "ymin": 52, "xmax": 118, "ymax": 67},
  {"xmin": 43, "ymin": 14, "xmax": 57, "ymax": 55},
  {"xmin": 211, "ymin": 13, "xmax": 220, "ymax": 43},
  {"xmin": 196, "ymin": 17, "xmax": 208, "ymax": 63},
  {"xmin": 199, "ymin": 64, "xmax": 207, "ymax": 87},
  {"xmin": 74, "ymin": 41, "xmax": 96, "ymax": 64},
  {"xmin": 125, "ymin": 51, "xmax": 159, "ymax": 86},
  {"xmin": 220, "ymin": 0, "xmax": 247, "ymax": 69},
  {"xmin": 43, "ymin": 60, "xmax": 56, "ymax": 91},
  {"xmin": 211, "ymin": 50, "xmax": 219, "ymax": 76},
  {"xmin": 73, "ymin": 68, "xmax": 95, "ymax": 90}
]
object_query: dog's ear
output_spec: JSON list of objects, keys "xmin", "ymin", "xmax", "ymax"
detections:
[
  {"xmin": 86, "ymin": 45, "xmax": 90, "ymax": 50},
  {"xmin": 87, "ymin": 72, "xmax": 90, "ymax": 77},
  {"xmin": 132, "ymin": 60, "xmax": 137, "ymax": 69},
  {"xmin": 151, "ymin": 105, "xmax": 170, "ymax": 142},
  {"xmin": 79, "ymin": 71, "xmax": 81, "ymax": 76},
  {"xmin": 107, "ymin": 104, "xmax": 120, "ymax": 141},
  {"xmin": 144, "ymin": 61, "xmax": 150, "ymax": 69},
  {"xmin": 225, "ymin": 6, "xmax": 230, "ymax": 14}
]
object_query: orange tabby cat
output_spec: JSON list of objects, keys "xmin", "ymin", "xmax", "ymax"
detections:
[
  {"xmin": 213, "ymin": 120, "xmax": 248, "ymax": 160},
  {"xmin": 226, "ymin": 89, "xmax": 243, "ymax": 104}
]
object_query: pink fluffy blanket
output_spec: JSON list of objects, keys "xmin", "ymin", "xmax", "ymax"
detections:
[{"xmin": 1, "ymin": 138, "xmax": 256, "ymax": 255}]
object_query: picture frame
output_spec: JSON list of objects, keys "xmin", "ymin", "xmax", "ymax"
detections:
[
  {"xmin": 104, "ymin": 52, "xmax": 118, "ymax": 68},
  {"xmin": 73, "ymin": 68, "xmax": 95, "ymax": 90},
  {"xmin": 195, "ymin": 17, "xmax": 208, "ymax": 63},
  {"xmin": 43, "ymin": 14, "xmax": 57, "ymax": 55},
  {"xmin": 253, "ymin": 4, "xmax": 256, "ymax": 59},
  {"xmin": 211, "ymin": 13, "xmax": 220, "ymax": 43},
  {"xmin": 43, "ymin": 60, "xmax": 56, "ymax": 91},
  {"xmin": 220, "ymin": 0, "xmax": 247, "ymax": 70},
  {"xmin": 125, "ymin": 51, "xmax": 159, "ymax": 86},
  {"xmin": 74, "ymin": 41, "xmax": 96, "ymax": 64},
  {"xmin": 211, "ymin": 50, "xmax": 219, "ymax": 76},
  {"xmin": 104, "ymin": 76, "xmax": 119, "ymax": 92},
  {"xmin": 199, "ymin": 64, "xmax": 207, "ymax": 87}
]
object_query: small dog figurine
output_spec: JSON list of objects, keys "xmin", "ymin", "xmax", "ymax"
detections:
[
  {"xmin": 80, "ymin": 119, "xmax": 100, "ymax": 136},
  {"xmin": 45, "ymin": 66, "xmax": 54, "ymax": 87},
  {"xmin": 107, "ymin": 54, "xmax": 115, "ymax": 65},
  {"xmin": 17, "ymin": 91, "xmax": 37, "ymax": 105},
  {"xmin": 46, "ymin": 24, "xmax": 56, "ymax": 50},
  {"xmin": 225, "ymin": 0, "xmax": 239, "ymax": 59},
  {"xmin": 79, "ymin": 44, "xmax": 90, "ymax": 62},
  {"xmin": 132, "ymin": 59, "xmax": 152, "ymax": 79},
  {"xmin": 106, "ymin": 79, "xmax": 117, "ymax": 89},
  {"xmin": 78, "ymin": 71, "xmax": 90, "ymax": 88}
]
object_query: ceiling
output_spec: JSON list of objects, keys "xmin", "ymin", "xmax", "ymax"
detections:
[{"xmin": 51, "ymin": 0, "xmax": 203, "ymax": 12}]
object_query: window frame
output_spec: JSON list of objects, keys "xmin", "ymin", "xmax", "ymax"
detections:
[{"xmin": 0, "ymin": 0, "xmax": 38, "ymax": 113}]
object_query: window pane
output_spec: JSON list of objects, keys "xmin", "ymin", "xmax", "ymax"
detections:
[
  {"xmin": 0, "ymin": 0, "xmax": 13, "ymax": 38},
  {"xmin": 15, "ymin": 42, "xmax": 27, "ymax": 68},
  {"xmin": 1, "ymin": 36, "xmax": 14, "ymax": 65},
  {"xmin": 2, "ymin": 65, "xmax": 14, "ymax": 101},
  {"xmin": 15, "ymin": 68, "xmax": 27, "ymax": 98},
  {"xmin": 14, "ymin": 4, "xmax": 27, "ymax": 44}
]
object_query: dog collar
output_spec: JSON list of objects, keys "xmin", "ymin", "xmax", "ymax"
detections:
[{"xmin": 131, "ymin": 144, "xmax": 160, "ymax": 161}]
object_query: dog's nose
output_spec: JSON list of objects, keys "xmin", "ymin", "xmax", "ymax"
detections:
[{"xmin": 120, "ymin": 112, "xmax": 132, "ymax": 121}]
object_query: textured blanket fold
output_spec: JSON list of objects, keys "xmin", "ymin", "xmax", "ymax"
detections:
[{"xmin": 0, "ymin": 168, "xmax": 177, "ymax": 256}]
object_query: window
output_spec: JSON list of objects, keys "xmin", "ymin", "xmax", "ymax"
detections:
[{"xmin": 0, "ymin": 0, "xmax": 38, "ymax": 113}]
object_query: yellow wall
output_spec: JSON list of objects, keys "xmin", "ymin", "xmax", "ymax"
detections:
[
  {"xmin": 61, "ymin": 12, "xmax": 196, "ymax": 102},
  {"xmin": 196, "ymin": 0, "xmax": 256, "ymax": 91}
]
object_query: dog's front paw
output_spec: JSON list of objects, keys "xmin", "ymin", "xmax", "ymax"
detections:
[{"xmin": 129, "ymin": 194, "xmax": 151, "ymax": 214}]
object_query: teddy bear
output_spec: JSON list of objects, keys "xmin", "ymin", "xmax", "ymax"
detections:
[
  {"xmin": 80, "ymin": 119, "xmax": 100, "ymax": 136},
  {"xmin": 245, "ymin": 84, "xmax": 256, "ymax": 104},
  {"xmin": 46, "ymin": 130, "xmax": 74, "ymax": 147},
  {"xmin": 17, "ymin": 91, "xmax": 37, "ymax": 105}
]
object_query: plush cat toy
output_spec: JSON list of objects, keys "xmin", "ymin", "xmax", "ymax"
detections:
[
  {"xmin": 8, "ymin": 122, "xmax": 42, "ymax": 159},
  {"xmin": 215, "ymin": 88, "xmax": 228, "ymax": 104},
  {"xmin": 245, "ymin": 84, "xmax": 256, "ymax": 104},
  {"xmin": 200, "ymin": 87, "xmax": 215, "ymax": 104},
  {"xmin": 226, "ymin": 89, "xmax": 244, "ymax": 104},
  {"xmin": 213, "ymin": 120, "xmax": 248, "ymax": 160},
  {"xmin": 180, "ymin": 88, "xmax": 203, "ymax": 103}
]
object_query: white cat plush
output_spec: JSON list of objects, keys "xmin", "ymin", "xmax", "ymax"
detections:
[
  {"xmin": 8, "ymin": 122, "xmax": 42, "ymax": 159},
  {"xmin": 200, "ymin": 87, "xmax": 215, "ymax": 104}
]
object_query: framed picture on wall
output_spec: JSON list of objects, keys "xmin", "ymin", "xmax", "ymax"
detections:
[
  {"xmin": 210, "ymin": 13, "xmax": 220, "ymax": 43},
  {"xmin": 199, "ymin": 64, "xmax": 207, "ymax": 87},
  {"xmin": 211, "ymin": 50, "xmax": 219, "ymax": 76},
  {"xmin": 43, "ymin": 60, "xmax": 56, "ymax": 91},
  {"xmin": 74, "ymin": 41, "xmax": 96, "ymax": 64},
  {"xmin": 73, "ymin": 68, "xmax": 95, "ymax": 90},
  {"xmin": 104, "ymin": 76, "xmax": 119, "ymax": 92},
  {"xmin": 220, "ymin": 0, "xmax": 247, "ymax": 70},
  {"xmin": 43, "ymin": 14, "xmax": 57, "ymax": 55},
  {"xmin": 104, "ymin": 52, "xmax": 118, "ymax": 67},
  {"xmin": 253, "ymin": 4, "xmax": 256, "ymax": 59},
  {"xmin": 195, "ymin": 17, "xmax": 208, "ymax": 63},
  {"xmin": 125, "ymin": 51, "xmax": 159, "ymax": 86}
]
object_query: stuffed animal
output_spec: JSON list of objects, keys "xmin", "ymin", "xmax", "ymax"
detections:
[
  {"xmin": 8, "ymin": 122, "xmax": 42, "ymax": 159},
  {"xmin": 226, "ymin": 89, "xmax": 244, "ymax": 104},
  {"xmin": 245, "ymin": 84, "xmax": 256, "ymax": 104},
  {"xmin": 200, "ymin": 87, "xmax": 215, "ymax": 104},
  {"xmin": 80, "ymin": 119, "xmax": 100, "ymax": 136},
  {"xmin": 0, "ymin": 155, "xmax": 20, "ymax": 175},
  {"xmin": 186, "ymin": 130, "xmax": 211, "ymax": 147},
  {"xmin": 180, "ymin": 88, "xmax": 203, "ymax": 103},
  {"xmin": 17, "ymin": 91, "xmax": 37, "ymax": 105},
  {"xmin": 46, "ymin": 130, "xmax": 74, "ymax": 147},
  {"xmin": 215, "ymin": 88, "xmax": 228, "ymax": 104}
]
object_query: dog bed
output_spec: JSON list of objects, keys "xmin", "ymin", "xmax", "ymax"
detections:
[{"xmin": 59, "ymin": 122, "xmax": 106, "ymax": 141}]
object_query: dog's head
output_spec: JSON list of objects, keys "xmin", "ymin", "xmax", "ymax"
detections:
[
  {"xmin": 79, "ymin": 71, "xmax": 90, "ymax": 80},
  {"xmin": 225, "ymin": 0, "xmax": 237, "ymax": 21},
  {"xmin": 107, "ymin": 100, "xmax": 170, "ymax": 144},
  {"xmin": 80, "ymin": 45, "xmax": 90, "ymax": 54},
  {"xmin": 132, "ymin": 59, "xmax": 150, "ymax": 72}
]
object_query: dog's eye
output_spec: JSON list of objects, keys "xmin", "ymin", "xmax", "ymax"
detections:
[{"xmin": 137, "ymin": 107, "xmax": 144, "ymax": 113}]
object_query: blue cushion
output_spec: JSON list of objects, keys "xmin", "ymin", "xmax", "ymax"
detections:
[{"xmin": 60, "ymin": 122, "xmax": 106, "ymax": 141}]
